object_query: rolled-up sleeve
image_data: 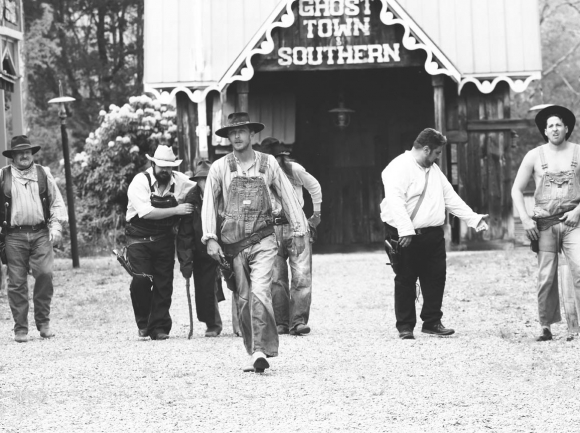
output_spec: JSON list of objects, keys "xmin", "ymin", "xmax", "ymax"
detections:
[
  {"xmin": 201, "ymin": 165, "xmax": 222, "ymax": 244},
  {"xmin": 127, "ymin": 173, "xmax": 154, "ymax": 218}
]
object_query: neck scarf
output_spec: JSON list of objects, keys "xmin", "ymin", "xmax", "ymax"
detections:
[{"xmin": 11, "ymin": 163, "xmax": 37, "ymax": 186}]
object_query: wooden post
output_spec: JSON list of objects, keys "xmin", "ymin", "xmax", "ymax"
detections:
[
  {"xmin": 196, "ymin": 98, "xmax": 209, "ymax": 160},
  {"xmin": 176, "ymin": 92, "xmax": 198, "ymax": 171},
  {"xmin": 236, "ymin": 81, "xmax": 249, "ymax": 113},
  {"xmin": 0, "ymin": 89, "xmax": 7, "ymax": 168}
]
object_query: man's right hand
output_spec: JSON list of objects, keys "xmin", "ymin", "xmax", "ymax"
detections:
[
  {"xmin": 399, "ymin": 235, "xmax": 413, "ymax": 248},
  {"xmin": 174, "ymin": 203, "xmax": 194, "ymax": 215},
  {"xmin": 522, "ymin": 218, "xmax": 539, "ymax": 241},
  {"xmin": 206, "ymin": 239, "xmax": 224, "ymax": 262}
]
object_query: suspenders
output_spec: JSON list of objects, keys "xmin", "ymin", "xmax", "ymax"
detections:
[
  {"xmin": 538, "ymin": 144, "xmax": 579, "ymax": 171},
  {"xmin": 226, "ymin": 152, "xmax": 268, "ymax": 175}
]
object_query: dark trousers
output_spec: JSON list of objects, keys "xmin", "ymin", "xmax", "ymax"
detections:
[
  {"xmin": 192, "ymin": 252, "xmax": 223, "ymax": 330},
  {"xmin": 391, "ymin": 227, "xmax": 447, "ymax": 331},
  {"xmin": 127, "ymin": 236, "xmax": 175, "ymax": 336}
]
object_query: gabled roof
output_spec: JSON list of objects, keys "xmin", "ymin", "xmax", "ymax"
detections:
[{"xmin": 144, "ymin": 0, "xmax": 542, "ymax": 102}]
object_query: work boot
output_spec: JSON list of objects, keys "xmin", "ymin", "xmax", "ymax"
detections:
[
  {"xmin": 39, "ymin": 325, "xmax": 55, "ymax": 339},
  {"xmin": 290, "ymin": 324, "xmax": 310, "ymax": 336},
  {"xmin": 536, "ymin": 327, "xmax": 552, "ymax": 342},
  {"xmin": 422, "ymin": 322, "xmax": 455, "ymax": 336},
  {"xmin": 14, "ymin": 331, "xmax": 28, "ymax": 343},
  {"xmin": 252, "ymin": 351, "xmax": 269, "ymax": 373}
]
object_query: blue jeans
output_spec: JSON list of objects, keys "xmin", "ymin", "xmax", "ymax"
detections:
[
  {"xmin": 537, "ymin": 223, "xmax": 580, "ymax": 326},
  {"xmin": 271, "ymin": 224, "xmax": 312, "ymax": 332},
  {"xmin": 5, "ymin": 229, "xmax": 54, "ymax": 333}
]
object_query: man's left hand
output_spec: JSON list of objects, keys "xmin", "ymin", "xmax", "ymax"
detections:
[
  {"xmin": 291, "ymin": 235, "xmax": 306, "ymax": 256},
  {"xmin": 50, "ymin": 230, "xmax": 62, "ymax": 247},
  {"xmin": 560, "ymin": 209, "xmax": 580, "ymax": 227},
  {"xmin": 476, "ymin": 214, "xmax": 489, "ymax": 232}
]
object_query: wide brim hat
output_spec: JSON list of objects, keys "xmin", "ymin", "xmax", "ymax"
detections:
[
  {"xmin": 535, "ymin": 105, "xmax": 576, "ymax": 142},
  {"xmin": 3, "ymin": 135, "xmax": 41, "ymax": 158},
  {"xmin": 215, "ymin": 112, "xmax": 265, "ymax": 138},
  {"xmin": 190, "ymin": 159, "xmax": 212, "ymax": 180},
  {"xmin": 258, "ymin": 136, "xmax": 292, "ymax": 156},
  {"xmin": 145, "ymin": 145, "xmax": 182, "ymax": 167}
]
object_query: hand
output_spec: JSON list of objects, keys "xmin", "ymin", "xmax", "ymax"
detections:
[
  {"xmin": 522, "ymin": 217, "xmax": 539, "ymax": 241},
  {"xmin": 290, "ymin": 235, "xmax": 306, "ymax": 256},
  {"xmin": 174, "ymin": 203, "xmax": 194, "ymax": 216},
  {"xmin": 308, "ymin": 213, "xmax": 321, "ymax": 228},
  {"xmin": 181, "ymin": 263, "xmax": 193, "ymax": 279},
  {"xmin": 206, "ymin": 239, "xmax": 224, "ymax": 262},
  {"xmin": 50, "ymin": 230, "xmax": 62, "ymax": 247},
  {"xmin": 475, "ymin": 214, "xmax": 489, "ymax": 232},
  {"xmin": 560, "ymin": 208, "xmax": 580, "ymax": 227},
  {"xmin": 399, "ymin": 235, "xmax": 413, "ymax": 248}
]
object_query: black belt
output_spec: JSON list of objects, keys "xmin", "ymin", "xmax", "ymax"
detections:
[
  {"xmin": 7, "ymin": 222, "xmax": 47, "ymax": 233},
  {"xmin": 222, "ymin": 225, "xmax": 275, "ymax": 257},
  {"xmin": 273, "ymin": 216, "xmax": 289, "ymax": 225},
  {"xmin": 415, "ymin": 225, "xmax": 443, "ymax": 235}
]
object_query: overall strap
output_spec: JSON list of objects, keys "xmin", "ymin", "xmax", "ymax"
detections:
[
  {"xmin": 258, "ymin": 152, "xmax": 268, "ymax": 174},
  {"xmin": 143, "ymin": 172, "xmax": 153, "ymax": 191},
  {"xmin": 226, "ymin": 154, "xmax": 237, "ymax": 173},
  {"xmin": 572, "ymin": 145, "xmax": 579, "ymax": 169},
  {"xmin": 539, "ymin": 146, "xmax": 548, "ymax": 171},
  {"xmin": 410, "ymin": 169, "xmax": 430, "ymax": 221}
]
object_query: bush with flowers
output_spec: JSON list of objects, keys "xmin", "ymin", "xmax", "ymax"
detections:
[{"xmin": 72, "ymin": 94, "xmax": 178, "ymax": 252}]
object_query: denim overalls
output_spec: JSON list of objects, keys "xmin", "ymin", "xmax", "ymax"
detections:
[
  {"xmin": 534, "ymin": 145, "xmax": 580, "ymax": 326},
  {"xmin": 224, "ymin": 153, "xmax": 279, "ymax": 357}
]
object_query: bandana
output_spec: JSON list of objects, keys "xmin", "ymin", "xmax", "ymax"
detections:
[{"xmin": 11, "ymin": 163, "xmax": 38, "ymax": 186}]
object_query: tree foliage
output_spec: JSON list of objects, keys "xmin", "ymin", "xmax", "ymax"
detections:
[{"xmin": 71, "ymin": 95, "xmax": 177, "ymax": 249}]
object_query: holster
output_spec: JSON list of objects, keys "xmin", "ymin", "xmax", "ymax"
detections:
[
  {"xmin": 0, "ymin": 233, "xmax": 6, "ymax": 265},
  {"xmin": 112, "ymin": 248, "xmax": 153, "ymax": 281},
  {"xmin": 384, "ymin": 223, "xmax": 402, "ymax": 274}
]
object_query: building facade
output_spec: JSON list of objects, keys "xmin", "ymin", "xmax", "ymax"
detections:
[{"xmin": 143, "ymin": 0, "xmax": 542, "ymax": 246}]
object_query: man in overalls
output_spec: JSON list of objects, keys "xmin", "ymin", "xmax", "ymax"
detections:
[
  {"xmin": 201, "ymin": 113, "xmax": 307, "ymax": 373},
  {"xmin": 125, "ymin": 145, "xmax": 195, "ymax": 340},
  {"xmin": 512, "ymin": 105, "xmax": 580, "ymax": 341}
]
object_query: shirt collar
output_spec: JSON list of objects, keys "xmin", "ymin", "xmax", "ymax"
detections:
[
  {"xmin": 233, "ymin": 150, "xmax": 260, "ymax": 171},
  {"xmin": 146, "ymin": 167, "xmax": 175, "ymax": 190}
]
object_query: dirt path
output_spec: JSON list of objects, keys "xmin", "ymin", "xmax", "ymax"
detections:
[{"xmin": 1, "ymin": 249, "xmax": 579, "ymax": 432}]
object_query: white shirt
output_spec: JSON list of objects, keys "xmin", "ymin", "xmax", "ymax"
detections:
[
  {"xmin": 271, "ymin": 162, "xmax": 322, "ymax": 214},
  {"xmin": 126, "ymin": 167, "xmax": 195, "ymax": 221},
  {"xmin": 380, "ymin": 151, "xmax": 483, "ymax": 237}
]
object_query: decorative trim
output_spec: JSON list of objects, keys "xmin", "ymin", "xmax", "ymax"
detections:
[
  {"xmin": 459, "ymin": 72, "xmax": 541, "ymax": 94},
  {"xmin": 0, "ymin": 26, "xmax": 22, "ymax": 41},
  {"xmin": 381, "ymin": 0, "xmax": 461, "ymax": 81}
]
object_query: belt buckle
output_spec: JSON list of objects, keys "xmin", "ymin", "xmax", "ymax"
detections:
[
  {"xmin": 249, "ymin": 233, "xmax": 261, "ymax": 245},
  {"xmin": 274, "ymin": 217, "xmax": 282, "ymax": 225}
]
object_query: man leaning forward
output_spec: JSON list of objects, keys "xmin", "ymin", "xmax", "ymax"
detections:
[
  {"xmin": 381, "ymin": 128, "xmax": 488, "ymax": 340},
  {"xmin": 202, "ymin": 112, "xmax": 307, "ymax": 373}
]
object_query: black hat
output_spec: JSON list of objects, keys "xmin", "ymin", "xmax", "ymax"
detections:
[
  {"xmin": 535, "ymin": 105, "xmax": 576, "ymax": 142},
  {"xmin": 215, "ymin": 112, "xmax": 265, "ymax": 138},
  {"xmin": 258, "ymin": 137, "xmax": 292, "ymax": 156},
  {"xmin": 3, "ymin": 135, "xmax": 41, "ymax": 158}
]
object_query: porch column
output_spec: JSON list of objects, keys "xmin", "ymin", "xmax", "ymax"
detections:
[
  {"xmin": 0, "ymin": 89, "xmax": 7, "ymax": 168},
  {"xmin": 236, "ymin": 81, "xmax": 249, "ymax": 112},
  {"xmin": 196, "ymin": 98, "xmax": 209, "ymax": 160},
  {"xmin": 175, "ymin": 92, "xmax": 198, "ymax": 171},
  {"xmin": 432, "ymin": 75, "xmax": 448, "ymax": 177}
]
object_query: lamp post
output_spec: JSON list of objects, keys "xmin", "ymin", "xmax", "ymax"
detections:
[{"xmin": 48, "ymin": 82, "xmax": 79, "ymax": 268}]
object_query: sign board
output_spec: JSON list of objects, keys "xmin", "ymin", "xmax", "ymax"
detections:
[{"xmin": 255, "ymin": 0, "xmax": 425, "ymax": 71}]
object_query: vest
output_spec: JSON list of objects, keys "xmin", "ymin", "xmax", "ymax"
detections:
[
  {"xmin": 126, "ymin": 172, "xmax": 179, "ymax": 237},
  {"xmin": 0, "ymin": 165, "xmax": 50, "ymax": 229}
]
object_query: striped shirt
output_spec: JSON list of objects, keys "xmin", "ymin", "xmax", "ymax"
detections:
[
  {"xmin": 4, "ymin": 165, "xmax": 67, "ymax": 232},
  {"xmin": 201, "ymin": 151, "xmax": 306, "ymax": 243}
]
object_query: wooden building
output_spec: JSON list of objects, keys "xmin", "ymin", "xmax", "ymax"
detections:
[
  {"xmin": 143, "ymin": 0, "xmax": 542, "ymax": 246},
  {"xmin": 0, "ymin": 0, "xmax": 25, "ymax": 168}
]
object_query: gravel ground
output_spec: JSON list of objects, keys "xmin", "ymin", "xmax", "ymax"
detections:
[{"xmin": 1, "ymin": 248, "xmax": 580, "ymax": 432}]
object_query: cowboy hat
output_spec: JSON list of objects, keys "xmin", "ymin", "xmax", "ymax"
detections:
[
  {"xmin": 190, "ymin": 159, "xmax": 212, "ymax": 180},
  {"xmin": 3, "ymin": 135, "xmax": 41, "ymax": 158},
  {"xmin": 145, "ymin": 145, "xmax": 182, "ymax": 167},
  {"xmin": 215, "ymin": 112, "xmax": 265, "ymax": 138},
  {"xmin": 258, "ymin": 137, "xmax": 292, "ymax": 156},
  {"xmin": 535, "ymin": 105, "xmax": 576, "ymax": 142}
]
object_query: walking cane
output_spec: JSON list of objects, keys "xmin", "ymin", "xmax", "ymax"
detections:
[{"xmin": 185, "ymin": 278, "xmax": 194, "ymax": 339}]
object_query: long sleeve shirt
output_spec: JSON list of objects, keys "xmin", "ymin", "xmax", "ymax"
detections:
[
  {"xmin": 126, "ymin": 167, "xmax": 195, "ymax": 221},
  {"xmin": 272, "ymin": 162, "xmax": 322, "ymax": 214},
  {"xmin": 4, "ymin": 164, "xmax": 67, "ymax": 232},
  {"xmin": 380, "ymin": 151, "xmax": 483, "ymax": 237},
  {"xmin": 201, "ymin": 151, "xmax": 306, "ymax": 243}
]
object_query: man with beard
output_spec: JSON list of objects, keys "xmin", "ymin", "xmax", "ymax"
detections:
[
  {"xmin": 201, "ymin": 112, "xmax": 308, "ymax": 373},
  {"xmin": 512, "ymin": 105, "xmax": 580, "ymax": 342},
  {"xmin": 381, "ymin": 128, "xmax": 488, "ymax": 340},
  {"xmin": 0, "ymin": 135, "xmax": 67, "ymax": 343},
  {"xmin": 125, "ymin": 145, "xmax": 194, "ymax": 340}
]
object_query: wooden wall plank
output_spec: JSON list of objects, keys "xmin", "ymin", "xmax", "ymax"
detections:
[
  {"xmin": 504, "ymin": 0, "xmax": 525, "ymax": 73},
  {"xmin": 161, "ymin": 0, "xmax": 180, "ymax": 83},
  {"xmin": 487, "ymin": 0, "xmax": 507, "ymax": 73}
]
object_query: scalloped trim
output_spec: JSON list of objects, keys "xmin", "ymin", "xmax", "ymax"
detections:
[{"xmin": 459, "ymin": 72, "xmax": 541, "ymax": 94}]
